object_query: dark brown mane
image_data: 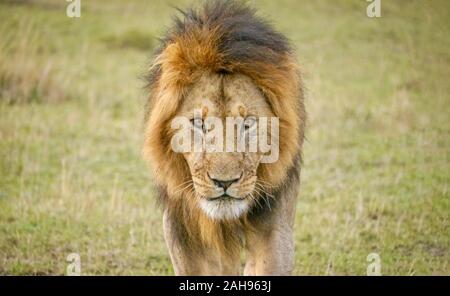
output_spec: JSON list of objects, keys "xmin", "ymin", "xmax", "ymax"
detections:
[{"xmin": 147, "ymin": 0, "xmax": 294, "ymax": 96}]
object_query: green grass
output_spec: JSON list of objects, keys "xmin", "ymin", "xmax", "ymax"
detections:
[{"xmin": 0, "ymin": 0, "xmax": 448, "ymax": 275}]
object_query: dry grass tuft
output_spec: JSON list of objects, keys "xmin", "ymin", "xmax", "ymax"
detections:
[
  {"xmin": 0, "ymin": 20, "xmax": 70, "ymax": 104},
  {"xmin": 102, "ymin": 30, "xmax": 155, "ymax": 52}
]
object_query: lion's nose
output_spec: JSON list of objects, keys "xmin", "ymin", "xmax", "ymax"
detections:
[{"xmin": 208, "ymin": 173, "xmax": 242, "ymax": 191}]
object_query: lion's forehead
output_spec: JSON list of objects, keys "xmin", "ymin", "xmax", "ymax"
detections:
[{"xmin": 180, "ymin": 74, "xmax": 272, "ymax": 118}]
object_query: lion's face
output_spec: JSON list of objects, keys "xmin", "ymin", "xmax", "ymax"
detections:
[{"xmin": 175, "ymin": 73, "xmax": 275, "ymax": 220}]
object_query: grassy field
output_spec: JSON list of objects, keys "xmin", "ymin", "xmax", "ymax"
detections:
[{"xmin": 0, "ymin": 0, "xmax": 448, "ymax": 275}]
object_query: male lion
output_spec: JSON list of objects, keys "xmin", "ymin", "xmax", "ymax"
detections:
[{"xmin": 144, "ymin": 0, "xmax": 305, "ymax": 275}]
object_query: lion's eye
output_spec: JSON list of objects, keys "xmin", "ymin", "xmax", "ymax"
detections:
[
  {"xmin": 190, "ymin": 118, "xmax": 204, "ymax": 130},
  {"xmin": 243, "ymin": 117, "xmax": 257, "ymax": 131}
]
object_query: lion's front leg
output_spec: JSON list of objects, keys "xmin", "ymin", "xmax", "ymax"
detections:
[
  {"xmin": 163, "ymin": 209, "xmax": 200, "ymax": 275},
  {"xmin": 245, "ymin": 179, "xmax": 299, "ymax": 276},
  {"xmin": 244, "ymin": 225, "xmax": 295, "ymax": 276},
  {"xmin": 163, "ymin": 209, "xmax": 240, "ymax": 275}
]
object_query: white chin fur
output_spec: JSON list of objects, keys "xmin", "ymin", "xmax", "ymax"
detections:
[{"xmin": 199, "ymin": 198, "xmax": 249, "ymax": 221}]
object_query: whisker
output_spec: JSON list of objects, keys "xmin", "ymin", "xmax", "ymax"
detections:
[
  {"xmin": 253, "ymin": 186, "xmax": 272, "ymax": 211},
  {"xmin": 254, "ymin": 184, "xmax": 274, "ymax": 211},
  {"xmin": 255, "ymin": 183, "xmax": 275, "ymax": 199},
  {"xmin": 250, "ymin": 191, "xmax": 264, "ymax": 210},
  {"xmin": 256, "ymin": 179, "xmax": 276, "ymax": 188},
  {"xmin": 172, "ymin": 178, "xmax": 194, "ymax": 191},
  {"xmin": 173, "ymin": 181, "xmax": 194, "ymax": 196}
]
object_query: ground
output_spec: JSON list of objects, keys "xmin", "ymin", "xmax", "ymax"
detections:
[{"xmin": 0, "ymin": 0, "xmax": 448, "ymax": 275}]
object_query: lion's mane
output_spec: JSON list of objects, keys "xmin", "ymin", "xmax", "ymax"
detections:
[{"xmin": 144, "ymin": 0, "xmax": 305, "ymax": 258}]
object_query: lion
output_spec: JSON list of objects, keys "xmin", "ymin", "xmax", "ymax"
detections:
[{"xmin": 143, "ymin": 0, "xmax": 305, "ymax": 275}]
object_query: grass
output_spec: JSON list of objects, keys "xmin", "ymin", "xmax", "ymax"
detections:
[{"xmin": 0, "ymin": 0, "xmax": 448, "ymax": 275}]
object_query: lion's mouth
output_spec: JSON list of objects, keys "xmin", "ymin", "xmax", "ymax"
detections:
[{"xmin": 206, "ymin": 193, "xmax": 244, "ymax": 201}]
